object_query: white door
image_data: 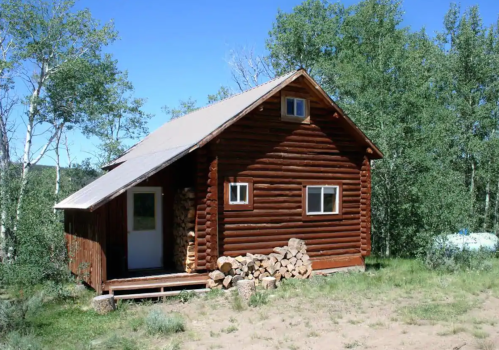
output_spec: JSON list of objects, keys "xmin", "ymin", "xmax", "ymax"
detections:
[{"xmin": 127, "ymin": 187, "xmax": 163, "ymax": 270}]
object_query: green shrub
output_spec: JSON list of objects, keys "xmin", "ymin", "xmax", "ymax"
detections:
[
  {"xmin": 0, "ymin": 294, "xmax": 43, "ymax": 335},
  {"xmin": 248, "ymin": 292, "xmax": 269, "ymax": 307},
  {"xmin": 1, "ymin": 331, "xmax": 42, "ymax": 350},
  {"xmin": 425, "ymin": 245, "xmax": 495, "ymax": 272},
  {"xmin": 145, "ymin": 309, "xmax": 185, "ymax": 335}
]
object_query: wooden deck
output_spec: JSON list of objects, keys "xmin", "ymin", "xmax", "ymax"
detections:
[{"xmin": 103, "ymin": 272, "xmax": 209, "ymax": 299}]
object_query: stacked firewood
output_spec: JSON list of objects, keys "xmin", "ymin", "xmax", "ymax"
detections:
[
  {"xmin": 207, "ymin": 238, "xmax": 313, "ymax": 289},
  {"xmin": 172, "ymin": 188, "xmax": 196, "ymax": 273}
]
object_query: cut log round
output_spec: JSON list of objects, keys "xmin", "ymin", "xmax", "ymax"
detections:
[
  {"xmin": 236, "ymin": 280, "xmax": 256, "ymax": 301},
  {"xmin": 217, "ymin": 256, "xmax": 233, "ymax": 274},
  {"xmin": 262, "ymin": 277, "xmax": 277, "ymax": 290},
  {"xmin": 92, "ymin": 295, "xmax": 116, "ymax": 315}
]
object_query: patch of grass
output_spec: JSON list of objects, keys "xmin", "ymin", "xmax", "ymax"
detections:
[
  {"xmin": 1, "ymin": 331, "xmax": 42, "ymax": 350},
  {"xmin": 230, "ymin": 292, "xmax": 245, "ymax": 311},
  {"xmin": 223, "ymin": 325, "xmax": 238, "ymax": 334},
  {"xmin": 399, "ymin": 300, "xmax": 474, "ymax": 323},
  {"xmin": 209, "ymin": 330, "xmax": 220, "ymax": 338},
  {"xmin": 248, "ymin": 292, "xmax": 268, "ymax": 307},
  {"xmin": 437, "ymin": 325, "xmax": 467, "ymax": 336},
  {"xmin": 145, "ymin": 309, "xmax": 185, "ymax": 336},
  {"xmin": 472, "ymin": 329, "xmax": 489, "ymax": 339},
  {"xmin": 307, "ymin": 331, "xmax": 319, "ymax": 337},
  {"xmin": 205, "ymin": 289, "xmax": 224, "ymax": 300},
  {"xmin": 128, "ymin": 317, "xmax": 144, "ymax": 332},
  {"xmin": 368, "ymin": 321, "xmax": 386, "ymax": 328},
  {"xmin": 28, "ymin": 299, "xmax": 132, "ymax": 349},
  {"xmin": 163, "ymin": 339, "xmax": 182, "ymax": 350},
  {"xmin": 476, "ymin": 339, "xmax": 496, "ymax": 350},
  {"xmin": 174, "ymin": 290, "xmax": 198, "ymax": 303},
  {"xmin": 101, "ymin": 334, "xmax": 139, "ymax": 350},
  {"xmin": 344, "ymin": 340, "xmax": 361, "ymax": 349}
]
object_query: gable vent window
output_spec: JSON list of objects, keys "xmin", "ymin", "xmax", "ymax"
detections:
[
  {"xmin": 281, "ymin": 92, "xmax": 310, "ymax": 124},
  {"xmin": 286, "ymin": 97, "xmax": 306, "ymax": 118}
]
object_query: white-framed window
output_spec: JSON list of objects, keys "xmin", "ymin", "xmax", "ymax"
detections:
[
  {"xmin": 285, "ymin": 97, "xmax": 306, "ymax": 118},
  {"xmin": 306, "ymin": 186, "xmax": 339, "ymax": 215},
  {"xmin": 229, "ymin": 183, "xmax": 249, "ymax": 204}
]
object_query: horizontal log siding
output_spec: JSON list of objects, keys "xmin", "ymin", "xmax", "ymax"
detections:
[
  {"xmin": 360, "ymin": 156, "xmax": 372, "ymax": 256},
  {"xmin": 215, "ymin": 84, "xmax": 366, "ymax": 262}
]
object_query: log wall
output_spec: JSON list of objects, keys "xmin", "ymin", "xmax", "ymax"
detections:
[{"xmin": 213, "ymin": 76, "xmax": 371, "ymax": 268}]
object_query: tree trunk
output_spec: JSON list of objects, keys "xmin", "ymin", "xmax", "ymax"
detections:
[
  {"xmin": 484, "ymin": 180, "xmax": 490, "ymax": 231},
  {"xmin": 494, "ymin": 181, "xmax": 499, "ymax": 231},
  {"xmin": 54, "ymin": 127, "xmax": 63, "ymax": 212}
]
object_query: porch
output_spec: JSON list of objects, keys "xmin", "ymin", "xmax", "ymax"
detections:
[{"xmin": 103, "ymin": 271, "xmax": 209, "ymax": 300}]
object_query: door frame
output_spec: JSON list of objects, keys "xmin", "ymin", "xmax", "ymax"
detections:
[{"xmin": 126, "ymin": 186, "xmax": 163, "ymax": 270}]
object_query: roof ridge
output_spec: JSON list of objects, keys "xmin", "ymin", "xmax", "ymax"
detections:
[
  {"xmin": 181, "ymin": 70, "xmax": 296, "ymax": 115},
  {"xmin": 103, "ymin": 70, "xmax": 297, "ymax": 169}
]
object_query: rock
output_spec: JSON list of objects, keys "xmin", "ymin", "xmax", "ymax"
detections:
[
  {"xmin": 207, "ymin": 279, "xmax": 222, "ymax": 289},
  {"xmin": 217, "ymin": 257, "xmax": 233, "ymax": 274},
  {"xmin": 209, "ymin": 270, "xmax": 225, "ymax": 281},
  {"xmin": 262, "ymin": 277, "xmax": 277, "ymax": 290},
  {"xmin": 223, "ymin": 275, "xmax": 233, "ymax": 289},
  {"xmin": 92, "ymin": 295, "xmax": 116, "ymax": 315},
  {"xmin": 288, "ymin": 238, "xmax": 306, "ymax": 251},
  {"xmin": 236, "ymin": 280, "xmax": 256, "ymax": 301},
  {"xmin": 232, "ymin": 275, "xmax": 243, "ymax": 285}
]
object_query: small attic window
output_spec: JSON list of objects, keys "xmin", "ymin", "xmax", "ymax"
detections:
[
  {"xmin": 286, "ymin": 97, "xmax": 306, "ymax": 118},
  {"xmin": 281, "ymin": 92, "xmax": 310, "ymax": 124}
]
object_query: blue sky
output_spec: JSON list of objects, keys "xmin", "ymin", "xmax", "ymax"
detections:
[{"xmin": 33, "ymin": 0, "xmax": 499, "ymax": 166}]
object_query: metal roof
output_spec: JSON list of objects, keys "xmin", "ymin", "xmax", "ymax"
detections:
[
  {"xmin": 55, "ymin": 69, "xmax": 383, "ymax": 210},
  {"xmin": 55, "ymin": 71, "xmax": 297, "ymax": 210}
]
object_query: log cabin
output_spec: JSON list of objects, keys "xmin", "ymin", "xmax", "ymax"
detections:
[{"xmin": 55, "ymin": 69, "xmax": 382, "ymax": 297}]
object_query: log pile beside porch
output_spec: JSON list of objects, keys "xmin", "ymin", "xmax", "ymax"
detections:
[
  {"xmin": 207, "ymin": 238, "xmax": 312, "ymax": 289},
  {"xmin": 172, "ymin": 188, "xmax": 196, "ymax": 272}
]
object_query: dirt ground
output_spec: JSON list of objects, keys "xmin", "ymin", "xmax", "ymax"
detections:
[{"xmin": 151, "ymin": 290, "xmax": 499, "ymax": 350}]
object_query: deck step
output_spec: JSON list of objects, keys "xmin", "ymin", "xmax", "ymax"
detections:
[
  {"xmin": 113, "ymin": 288, "xmax": 210, "ymax": 300},
  {"xmin": 110, "ymin": 279, "xmax": 207, "ymax": 292}
]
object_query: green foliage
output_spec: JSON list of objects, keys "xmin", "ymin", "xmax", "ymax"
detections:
[
  {"xmin": 0, "ymin": 294, "xmax": 43, "ymax": 335},
  {"xmin": 174, "ymin": 290, "xmax": 197, "ymax": 303},
  {"xmin": 145, "ymin": 309, "xmax": 185, "ymax": 336},
  {"xmin": 425, "ymin": 246, "xmax": 495, "ymax": 272},
  {"xmin": 248, "ymin": 292, "xmax": 269, "ymax": 307},
  {"xmin": 1, "ymin": 331, "xmax": 42, "ymax": 350},
  {"xmin": 266, "ymin": 0, "xmax": 499, "ymax": 257}
]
